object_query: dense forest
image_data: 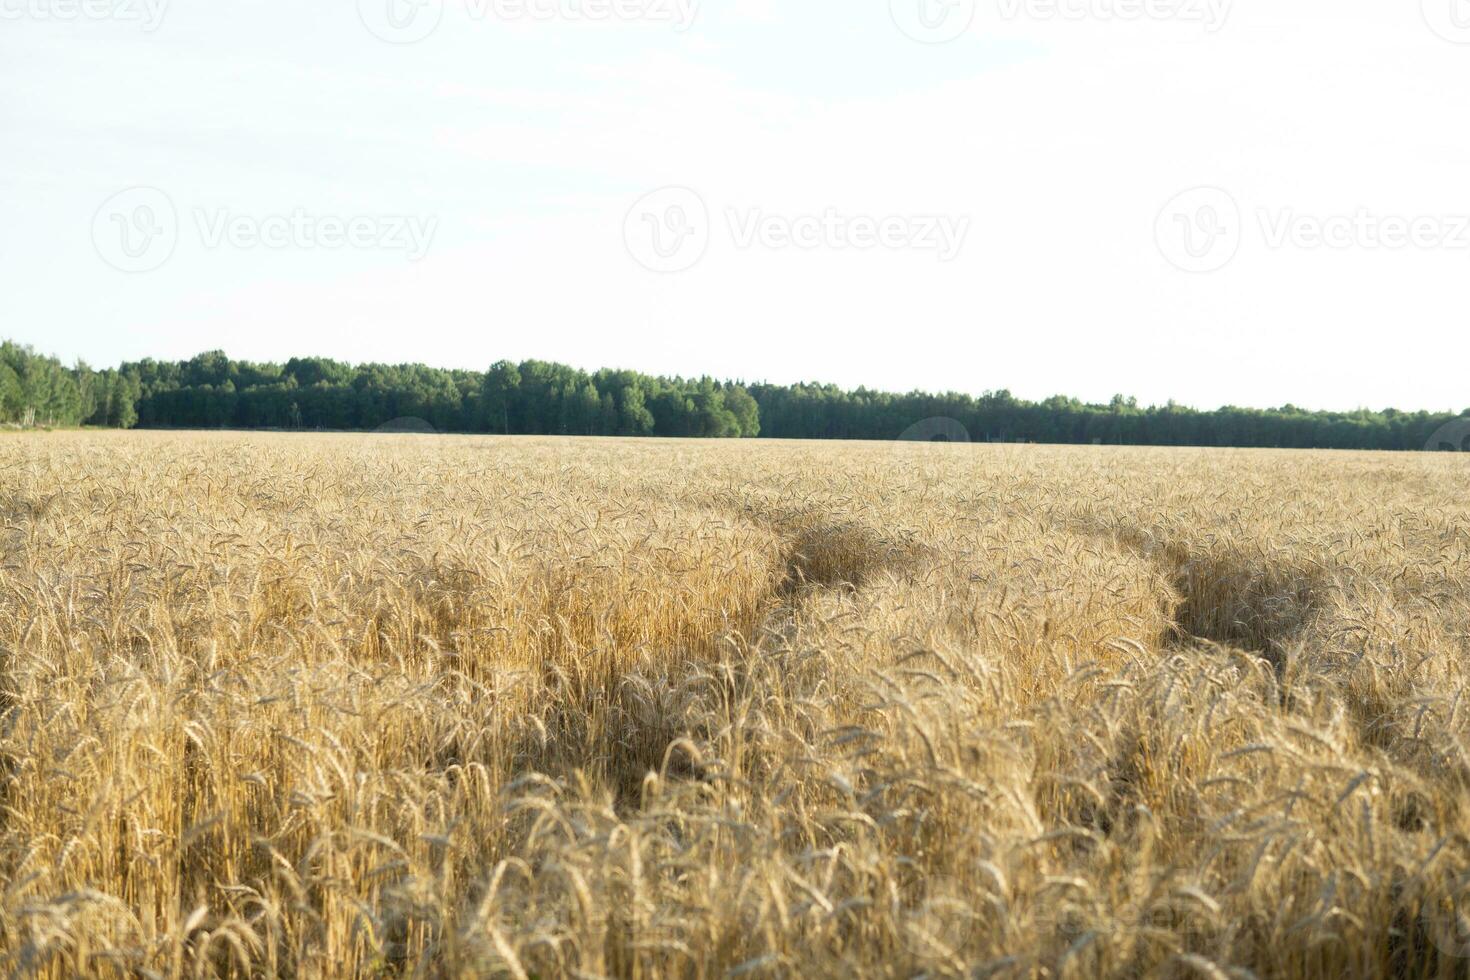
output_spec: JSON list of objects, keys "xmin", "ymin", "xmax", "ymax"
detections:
[{"xmin": 1, "ymin": 340, "xmax": 1465, "ymax": 451}]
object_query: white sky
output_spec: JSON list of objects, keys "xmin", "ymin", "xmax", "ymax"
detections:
[{"xmin": 2, "ymin": 0, "xmax": 1468, "ymax": 412}]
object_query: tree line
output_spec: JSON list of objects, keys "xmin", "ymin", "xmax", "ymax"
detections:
[
  {"xmin": 1, "ymin": 342, "xmax": 140, "ymax": 430},
  {"xmin": 1, "ymin": 340, "xmax": 1464, "ymax": 451},
  {"xmin": 751, "ymin": 386, "xmax": 1468, "ymax": 451}
]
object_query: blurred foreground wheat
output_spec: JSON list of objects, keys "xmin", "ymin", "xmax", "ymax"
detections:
[{"xmin": 2, "ymin": 431, "xmax": 1469, "ymax": 978}]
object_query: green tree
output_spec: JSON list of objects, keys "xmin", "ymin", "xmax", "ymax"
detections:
[
  {"xmin": 483, "ymin": 361, "xmax": 522, "ymax": 434},
  {"xmin": 725, "ymin": 385, "xmax": 760, "ymax": 438}
]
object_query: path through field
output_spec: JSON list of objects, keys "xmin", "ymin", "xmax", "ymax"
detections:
[{"xmin": 2, "ymin": 433, "xmax": 1469, "ymax": 977}]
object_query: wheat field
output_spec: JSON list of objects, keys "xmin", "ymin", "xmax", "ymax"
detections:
[{"xmin": 1, "ymin": 431, "xmax": 1469, "ymax": 978}]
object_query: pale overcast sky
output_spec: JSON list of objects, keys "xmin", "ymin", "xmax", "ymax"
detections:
[{"xmin": 2, "ymin": 1, "xmax": 1467, "ymax": 411}]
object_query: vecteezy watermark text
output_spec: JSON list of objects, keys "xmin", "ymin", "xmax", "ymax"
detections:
[
  {"xmin": 1156, "ymin": 187, "xmax": 1470, "ymax": 273},
  {"xmin": 889, "ymin": 0, "xmax": 1230, "ymax": 43},
  {"xmin": 357, "ymin": 0, "xmax": 697, "ymax": 43},
  {"xmin": 0, "ymin": 0, "xmax": 168, "ymax": 29},
  {"xmin": 194, "ymin": 209, "xmax": 437, "ymax": 260},
  {"xmin": 624, "ymin": 188, "xmax": 970, "ymax": 273},
  {"xmin": 996, "ymin": 0, "xmax": 1231, "ymax": 29},
  {"xmin": 92, "ymin": 187, "xmax": 438, "ymax": 273},
  {"xmin": 1258, "ymin": 210, "xmax": 1470, "ymax": 251},
  {"xmin": 727, "ymin": 209, "xmax": 969, "ymax": 259}
]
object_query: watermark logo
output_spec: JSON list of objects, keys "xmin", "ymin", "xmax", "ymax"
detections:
[
  {"xmin": 1426, "ymin": 872, "xmax": 1470, "ymax": 959},
  {"xmin": 995, "ymin": 0, "xmax": 1231, "ymax": 31},
  {"xmin": 1158, "ymin": 187, "xmax": 1470, "ymax": 273},
  {"xmin": 359, "ymin": 0, "xmax": 697, "ymax": 43},
  {"xmin": 484, "ymin": 0, "xmax": 697, "ymax": 28},
  {"xmin": 896, "ymin": 417, "xmax": 972, "ymax": 445},
  {"xmin": 374, "ymin": 417, "xmax": 440, "ymax": 434},
  {"xmin": 624, "ymin": 187, "xmax": 710, "ymax": 274},
  {"xmin": 891, "ymin": 0, "xmax": 1231, "ymax": 41},
  {"xmin": 93, "ymin": 186, "xmax": 179, "ymax": 274},
  {"xmin": 93, "ymin": 189, "xmax": 438, "ymax": 273},
  {"xmin": 898, "ymin": 874, "xmax": 975, "ymax": 959},
  {"xmin": 357, "ymin": 0, "xmax": 443, "ymax": 44},
  {"xmin": 624, "ymin": 188, "xmax": 972, "ymax": 273},
  {"xmin": 1155, "ymin": 186, "xmax": 1241, "ymax": 274},
  {"xmin": 1423, "ymin": 0, "xmax": 1470, "ymax": 43},
  {"xmin": 1425, "ymin": 418, "xmax": 1470, "ymax": 453},
  {"xmin": 890, "ymin": 0, "xmax": 977, "ymax": 43},
  {"xmin": 0, "ymin": 0, "xmax": 169, "ymax": 30}
]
